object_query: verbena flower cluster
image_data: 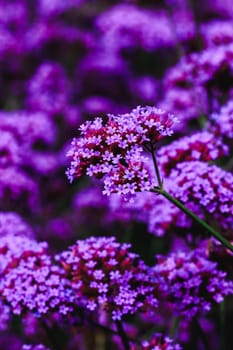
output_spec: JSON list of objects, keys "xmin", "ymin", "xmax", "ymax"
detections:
[
  {"xmin": 0, "ymin": 235, "xmax": 74, "ymax": 315},
  {"xmin": 67, "ymin": 106, "xmax": 178, "ymax": 197},
  {"xmin": 0, "ymin": 212, "xmax": 34, "ymax": 238},
  {"xmin": 96, "ymin": 5, "xmax": 176, "ymax": 52},
  {"xmin": 154, "ymin": 249, "xmax": 233, "ymax": 319},
  {"xmin": 209, "ymin": 100, "xmax": 233, "ymax": 143},
  {"xmin": 157, "ymin": 131, "xmax": 228, "ymax": 176},
  {"xmin": 56, "ymin": 236, "xmax": 158, "ymax": 320},
  {"xmin": 168, "ymin": 161, "xmax": 233, "ymax": 231}
]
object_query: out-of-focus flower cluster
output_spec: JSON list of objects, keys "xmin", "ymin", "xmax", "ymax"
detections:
[
  {"xmin": 154, "ymin": 248, "xmax": 233, "ymax": 318},
  {"xmin": 0, "ymin": 234, "xmax": 74, "ymax": 315}
]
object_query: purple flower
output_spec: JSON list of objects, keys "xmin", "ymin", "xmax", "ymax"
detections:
[
  {"xmin": 96, "ymin": 4, "xmax": 175, "ymax": 52},
  {"xmin": 56, "ymin": 236, "xmax": 158, "ymax": 320},
  {"xmin": 26, "ymin": 62, "xmax": 70, "ymax": 117},
  {"xmin": 158, "ymin": 131, "xmax": 228, "ymax": 176},
  {"xmin": 153, "ymin": 248, "xmax": 233, "ymax": 318},
  {"xmin": 66, "ymin": 106, "xmax": 178, "ymax": 198},
  {"xmin": 0, "ymin": 212, "xmax": 34, "ymax": 238},
  {"xmin": 168, "ymin": 161, "xmax": 233, "ymax": 231},
  {"xmin": 164, "ymin": 44, "xmax": 233, "ymax": 104},
  {"xmin": 0, "ymin": 1, "xmax": 28, "ymax": 60},
  {"xmin": 208, "ymin": 100, "xmax": 233, "ymax": 142},
  {"xmin": 0, "ymin": 234, "xmax": 47, "ymax": 274},
  {"xmin": 159, "ymin": 87, "xmax": 208, "ymax": 131},
  {"xmin": 24, "ymin": 20, "xmax": 93, "ymax": 53},
  {"xmin": 0, "ymin": 166, "xmax": 40, "ymax": 212},
  {"xmin": 82, "ymin": 96, "xmax": 117, "ymax": 116},
  {"xmin": 0, "ymin": 235, "xmax": 74, "ymax": 315},
  {"xmin": 129, "ymin": 76, "xmax": 158, "ymax": 104},
  {"xmin": 0, "ymin": 110, "xmax": 57, "ymax": 147}
]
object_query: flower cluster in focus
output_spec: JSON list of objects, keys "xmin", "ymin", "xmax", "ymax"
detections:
[{"xmin": 66, "ymin": 106, "xmax": 178, "ymax": 198}]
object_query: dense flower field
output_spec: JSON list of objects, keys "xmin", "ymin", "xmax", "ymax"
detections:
[{"xmin": 0, "ymin": 0, "xmax": 233, "ymax": 349}]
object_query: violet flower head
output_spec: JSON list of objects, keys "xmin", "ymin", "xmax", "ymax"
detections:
[
  {"xmin": 0, "ymin": 110, "xmax": 57, "ymax": 177},
  {"xmin": 26, "ymin": 62, "xmax": 70, "ymax": 117},
  {"xmin": 164, "ymin": 44, "xmax": 233, "ymax": 96},
  {"xmin": 131, "ymin": 333, "xmax": 182, "ymax": 350},
  {"xmin": 56, "ymin": 236, "xmax": 158, "ymax": 320},
  {"xmin": 0, "ymin": 1, "xmax": 28, "ymax": 59},
  {"xmin": 130, "ymin": 76, "xmax": 158, "ymax": 104},
  {"xmin": 25, "ymin": 152, "xmax": 59, "ymax": 176},
  {"xmin": 159, "ymin": 86, "xmax": 208, "ymax": 131},
  {"xmin": 0, "ymin": 235, "xmax": 74, "ymax": 315},
  {"xmin": 168, "ymin": 161, "xmax": 233, "ymax": 232},
  {"xmin": 209, "ymin": 100, "xmax": 233, "ymax": 142},
  {"xmin": 0, "ymin": 166, "xmax": 40, "ymax": 212},
  {"xmin": 153, "ymin": 249, "xmax": 233, "ymax": 319},
  {"xmin": 96, "ymin": 4, "xmax": 175, "ymax": 53},
  {"xmin": 158, "ymin": 131, "xmax": 229, "ymax": 176},
  {"xmin": 66, "ymin": 106, "xmax": 178, "ymax": 198},
  {"xmin": 0, "ymin": 111, "xmax": 57, "ymax": 147},
  {"xmin": 0, "ymin": 212, "xmax": 34, "ymax": 238},
  {"xmin": 0, "ymin": 234, "xmax": 48, "ymax": 274}
]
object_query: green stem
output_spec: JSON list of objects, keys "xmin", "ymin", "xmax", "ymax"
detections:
[
  {"xmin": 151, "ymin": 188, "xmax": 233, "ymax": 253},
  {"xmin": 169, "ymin": 316, "xmax": 180, "ymax": 338}
]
